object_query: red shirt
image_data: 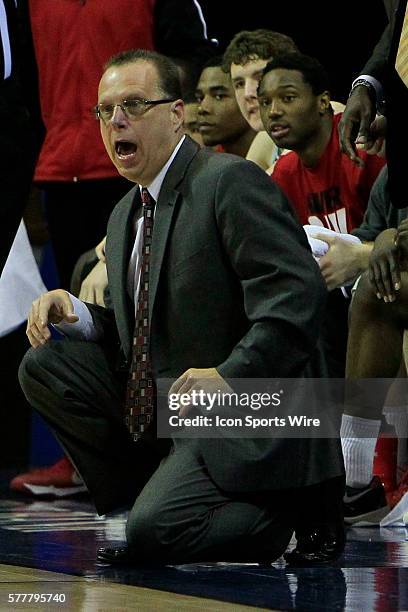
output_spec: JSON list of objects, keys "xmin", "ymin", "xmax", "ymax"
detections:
[
  {"xmin": 272, "ymin": 114, "xmax": 386, "ymax": 232},
  {"xmin": 30, "ymin": 0, "xmax": 156, "ymax": 182}
]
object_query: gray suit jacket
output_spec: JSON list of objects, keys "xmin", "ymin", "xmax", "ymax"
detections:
[{"xmin": 93, "ymin": 137, "xmax": 344, "ymax": 491}]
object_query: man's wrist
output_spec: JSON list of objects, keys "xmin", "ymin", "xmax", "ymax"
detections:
[
  {"xmin": 373, "ymin": 228, "xmax": 397, "ymax": 250},
  {"xmin": 356, "ymin": 243, "xmax": 374, "ymax": 272},
  {"xmin": 350, "ymin": 74, "xmax": 386, "ymax": 114},
  {"xmin": 349, "ymin": 79, "xmax": 376, "ymax": 103}
]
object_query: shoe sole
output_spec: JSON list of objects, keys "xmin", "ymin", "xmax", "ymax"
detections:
[
  {"xmin": 344, "ymin": 505, "xmax": 390, "ymax": 526},
  {"xmin": 284, "ymin": 549, "xmax": 344, "ymax": 566}
]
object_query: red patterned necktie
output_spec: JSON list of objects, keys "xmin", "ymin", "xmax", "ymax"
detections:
[{"xmin": 124, "ymin": 187, "xmax": 155, "ymax": 441}]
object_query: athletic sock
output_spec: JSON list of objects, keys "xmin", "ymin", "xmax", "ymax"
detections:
[{"xmin": 340, "ymin": 414, "xmax": 382, "ymax": 488}]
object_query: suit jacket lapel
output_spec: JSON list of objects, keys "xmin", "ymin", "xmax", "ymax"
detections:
[
  {"xmin": 107, "ymin": 186, "xmax": 140, "ymax": 358},
  {"xmin": 149, "ymin": 137, "xmax": 200, "ymax": 323}
]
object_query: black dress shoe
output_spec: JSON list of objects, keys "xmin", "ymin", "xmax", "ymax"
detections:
[
  {"xmin": 97, "ymin": 546, "xmax": 136, "ymax": 565},
  {"xmin": 284, "ymin": 522, "xmax": 345, "ymax": 566}
]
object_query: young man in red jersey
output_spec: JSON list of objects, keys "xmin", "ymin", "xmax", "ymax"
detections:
[{"xmin": 258, "ymin": 52, "xmax": 386, "ymax": 379}]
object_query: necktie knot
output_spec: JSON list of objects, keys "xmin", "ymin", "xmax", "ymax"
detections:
[{"xmin": 141, "ymin": 187, "xmax": 153, "ymax": 207}]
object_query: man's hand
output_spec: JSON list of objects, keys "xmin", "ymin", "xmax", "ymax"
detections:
[
  {"xmin": 317, "ymin": 234, "xmax": 372, "ymax": 290},
  {"xmin": 95, "ymin": 236, "xmax": 107, "ymax": 263},
  {"xmin": 169, "ymin": 367, "xmax": 232, "ymax": 417},
  {"xmin": 78, "ymin": 259, "xmax": 107, "ymax": 306},
  {"xmin": 339, "ymin": 86, "xmax": 379, "ymax": 166},
  {"xmin": 368, "ymin": 229, "xmax": 400, "ymax": 301},
  {"xmin": 26, "ymin": 289, "xmax": 79, "ymax": 348},
  {"xmin": 355, "ymin": 115, "xmax": 386, "ymax": 156},
  {"xmin": 395, "ymin": 219, "xmax": 408, "ymax": 263}
]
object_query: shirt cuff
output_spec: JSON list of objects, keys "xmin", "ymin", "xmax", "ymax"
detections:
[
  {"xmin": 352, "ymin": 74, "xmax": 385, "ymax": 112},
  {"xmin": 53, "ymin": 293, "xmax": 100, "ymax": 341}
]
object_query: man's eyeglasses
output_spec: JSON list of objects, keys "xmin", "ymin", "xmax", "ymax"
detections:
[{"xmin": 93, "ymin": 97, "xmax": 176, "ymax": 124}]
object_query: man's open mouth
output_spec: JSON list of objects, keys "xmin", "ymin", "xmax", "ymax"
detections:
[{"xmin": 115, "ymin": 140, "xmax": 137, "ymax": 158}]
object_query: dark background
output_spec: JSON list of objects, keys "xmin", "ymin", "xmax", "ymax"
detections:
[{"xmin": 200, "ymin": 1, "xmax": 388, "ymax": 102}]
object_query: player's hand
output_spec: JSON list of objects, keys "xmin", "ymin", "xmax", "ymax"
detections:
[
  {"xmin": 317, "ymin": 234, "xmax": 367, "ymax": 291},
  {"xmin": 368, "ymin": 230, "xmax": 400, "ymax": 302},
  {"xmin": 78, "ymin": 260, "xmax": 107, "ymax": 306},
  {"xmin": 339, "ymin": 86, "xmax": 377, "ymax": 166}
]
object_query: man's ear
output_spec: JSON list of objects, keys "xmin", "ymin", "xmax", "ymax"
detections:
[
  {"xmin": 318, "ymin": 91, "xmax": 331, "ymax": 115},
  {"xmin": 171, "ymin": 99, "xmax": 185, "ymax": 131}
]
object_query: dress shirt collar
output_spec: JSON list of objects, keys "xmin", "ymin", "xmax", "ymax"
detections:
[{"xmin": 140, "ymin": 135, "xmax": 185, "ymax": 202}]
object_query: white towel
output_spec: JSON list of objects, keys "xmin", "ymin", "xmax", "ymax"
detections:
[{"xmin": 0, "ymin": 221, "xmax": 47, "ymax": 337}]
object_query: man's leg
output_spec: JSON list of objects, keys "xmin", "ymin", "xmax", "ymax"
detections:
[
  {"xmin": 125, "ymin": 440, "xmax": 294, "ymax": 564},
  {"xmin": 19, "ymin": 340, "xmax": 168, "ymax": 515},
  {"xmin": 342, "ymin": 272, "xmax": 408, "ymax": 521}
]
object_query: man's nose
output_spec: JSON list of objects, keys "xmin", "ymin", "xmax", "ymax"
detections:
[
  {"xmin": 110, "ymin": 104, "xmax": 128, "ymax": 127},
  {"xmin": 268, "ymin": 100, "xmax": 283, "ymax": 116},
  {"xmin": 244, "ymin": 80, "xmax": 257, "ymax": 100},
  {"xmin": 197, "ymin": 96, "xmax": 210, "ymax": 115}
]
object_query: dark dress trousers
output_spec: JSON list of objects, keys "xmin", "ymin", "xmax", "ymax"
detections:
[{"xmin": 19, "ymin": 138, "xmax": 344, "ymax": 563}]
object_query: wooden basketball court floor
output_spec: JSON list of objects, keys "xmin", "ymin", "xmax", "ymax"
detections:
[{"xmin": 1, "ymin": 477, "xmax": 408, "ymax": 611}]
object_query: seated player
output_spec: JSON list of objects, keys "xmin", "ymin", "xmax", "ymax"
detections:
[
  {"xmin": 258, "ymin": 51, "xmax": 385, "ymax": 378},
  {"xmin": 195, "ymin": 55, "xmax": 256, "ymax": 156}
]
